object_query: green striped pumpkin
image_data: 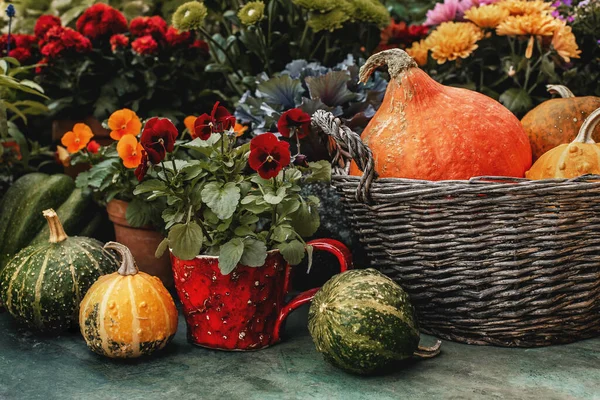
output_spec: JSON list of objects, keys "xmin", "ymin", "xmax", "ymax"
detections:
[
  {"xmin": 308, "ymin": 268, "xmax": 440, "ymax": 375},
  {"xmin": 0, "ymin": 209, "xmax": 119, "ymax": 333}
]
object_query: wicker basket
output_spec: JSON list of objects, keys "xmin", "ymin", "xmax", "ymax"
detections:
[{"xmin": 312, "ymin": 110, "xmax": 600, "ymax": 347}]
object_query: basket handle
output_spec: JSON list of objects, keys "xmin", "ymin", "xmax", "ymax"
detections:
[{"xmin": 311, "ymin": 110, "xmax": 377, "ymax": 203}]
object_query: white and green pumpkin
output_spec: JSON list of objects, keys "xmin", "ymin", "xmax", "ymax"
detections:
[
  {"xmin": 0, "ymin": 209, "xmax": 119, "ymax": 333},
  {"xmin": 308, "ymin": 268, "xmax": 441, "ymax": 375}
]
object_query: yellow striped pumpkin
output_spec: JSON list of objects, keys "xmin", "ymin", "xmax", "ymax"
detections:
[{"xmin": 79, "ymin": 242, "xmax": 178, "ymax": 358}]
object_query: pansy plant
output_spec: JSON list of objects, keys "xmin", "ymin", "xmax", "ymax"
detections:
[{"xmin": 134, "ymin": 102, "xmax": 330, "ymax": 275}]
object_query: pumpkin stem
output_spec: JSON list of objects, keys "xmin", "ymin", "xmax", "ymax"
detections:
[
  {"xmin": 413, "ymin": 340, "xmax": 442, "ymax": 359},
  {"xmin": 546, "ymin": 84, "xmax": 575, "ymax": 98},
  {"xmin": 359, "ymin": 48, "xmax": 417, "ymax": 84},
  {"xmin": 104, "ymin": 242, "xmax": 139, "ymax": 276},
  {"xmin": 573, "ymin": 107, "xmax": 600, "ymax": 144},
  {"xmin": 43, "ymin": 209, "xmax": 68, "ymax": 244}
]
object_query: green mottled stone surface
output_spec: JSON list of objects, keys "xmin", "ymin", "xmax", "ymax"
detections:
[{"xmin": 0, "ymin": 306, "xmax": 599, "ymax": 400}]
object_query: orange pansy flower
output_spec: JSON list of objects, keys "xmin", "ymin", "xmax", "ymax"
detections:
[
  {"xmin": 234, "ymin": 123, "xmax": 248, "ymax": 137},
  {"xmin": 108, "ymin": 108, "xmax": 142, "ymax": 140},
  {"xmin": 184, "ymin": 115, "xmax": 197, "ymax": 133},
  {"xmin": 117, "ymin": 134, "xmax": 143, "ymax": 169},
  {"xmin": 61, "ymin": 123, "xmax": 94, "ymax": 153}
]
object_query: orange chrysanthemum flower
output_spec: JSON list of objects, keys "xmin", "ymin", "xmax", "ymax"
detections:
[
  {"xmin": 551, "ymin": 22, "xmax": 581, "ymax": 63},
  {"xmin": 496, "ymin": 14, "xmax": 557, "ymax": 58},
  {"xmin": 464, "ymin": 5, "xmax": 510, "ymax": 28},
  {"xmin": 108, "ymin": 108, "xmax": 142, "ymax": 140},
  {"xmin": 184, "ymin": 115, "xmax": 197, "ymax": 133},
  {"xmin": 117, "ymin": 134, "xmax": 143, "ymax": 168},
  {"xmin": 234, "ymin": 122, "xmax": 248, "ymax": 137},
  {"xmin": 425, "ymin": 22, "xmax": 483, "ymax": 64},
  {"xmin": 406, "ymin": 39, "xmax": 430, "ymax": 66},
  {"xmin": 61, "ymin": 123, "xmax": 94, "ymax": 153},
  {"xmin": 498, "ymin": 0, "xmax": 554, "ymax": 16}
]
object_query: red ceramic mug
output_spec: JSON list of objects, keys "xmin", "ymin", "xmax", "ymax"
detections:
[{"xmin": 170, "ymin": 239, "xmax": 352, "ymax": 351}]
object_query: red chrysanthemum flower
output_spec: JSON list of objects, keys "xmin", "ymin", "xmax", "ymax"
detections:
[
  {"xmin": 129, "ymin": 16, "xmax": 167, "ymax": 40},
  {"xmin": 193, "ymin": 101, "xmax": 236, "ymax": 140},
  {"xmin": 2, "ymin": 141, "xmax": 22, "ymax": 161},
  {"xmin": 131, "ymin": 35, "xmax": 158, "ymax": 55},
  {"xmin": 249, "ymin": 133, "xmax": 291, "ymax": 179},
  {"xmin": 165, "ymin": 26, "xmax": 192, "ymax": 47},
  {"xmin": 190, "ymin": 39, "xmax": 209, "ymax": 52},
  {"xmin": 110, "ymin": 33, "xmax": 129, "ymax": 52},
  {"xmin": 8, "ymin": 48, "xmax": 32, "ymax": 63},
  {"xmin": 86, "ymin": 140, "xmax": 101, "ymax": 154},
  {"xmin": 40, "ymin": 26, "xmax": 92, "ymax": 59},
  {"xmin": 277, "ymin": 108, "xmax": 311, "ymax": 139},
  {"xmin": 135, "ymin": 151, "xmax": 149, "ymax": 181},
  {"xmin": 14, "ymin": 34, "xmax": 36, "ymax": 49},
  {"xmin": 34, "ymin": 15, "xmax": 62, "ymax": 40},
  {"xmin": 76, "ymin": 3, "xmax": 128, "ymax": 40},
  {"xmin": 140, "ymin": 117, "xmax": 179, "ymax": 164}
]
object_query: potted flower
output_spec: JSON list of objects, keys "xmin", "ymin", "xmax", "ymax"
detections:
[
  {"xmin": 134, "ymin": 102, "xmax": 352, "ymax": 351},
  {"xmin": 60, "ymin": 108, "xmax": 172, "ymax": 286}
]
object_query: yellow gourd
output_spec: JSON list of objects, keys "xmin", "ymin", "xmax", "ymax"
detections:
[{"xmin": 79, "ymin": 242, "xmax": 178, "ymax": 358}]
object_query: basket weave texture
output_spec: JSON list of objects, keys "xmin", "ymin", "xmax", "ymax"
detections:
[{"xmin": 312, "ymin": 110, "xmax": 600, "ymax": 347}]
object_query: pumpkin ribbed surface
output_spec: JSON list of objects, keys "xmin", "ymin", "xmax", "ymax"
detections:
[
  {"xmin": 308, "ymin": 269, "xmax": 419, "ymax": 375},
  {"xmin": 79, "ymin": 242, "xmax": 178, "ymax": 358},
  {"xmin": 0, "ymin": 236, "xmax": 119, "ymax": 332},
  {"xmin": 349, "ymin": 49, "xmax": 531, "ymax": 180}
]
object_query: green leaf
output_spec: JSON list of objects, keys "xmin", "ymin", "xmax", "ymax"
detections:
[
  {"xmin": 278, "ymin": 240, "xmax": 305, "ymax": 265},
  {"xmin": 126, "ymin": 198, "xmax": 153, "ymax": 228},
  {"xmin": 205, "ymin": 63, "xmax": 232, "ymax": 73},
  {"xmin": 256, "ymin": 75, "xmax": 304, "ymax": 109},
  {"xmin": 264, "ymin": 186, "xmax": 286, "ymax": 205},
  {"xmin": 133, "ymin": 179, "xmax": 167, "ymax": 195},
  {"xmin": 499, "ymin": 88, "xmax": 532, "ymax": 115},
  {"xmin": 155, "ymin": 238, "xmax": 169, "ymax": 258},
  {"xmin": 201, "ymin": 181, "xmax": 241, "ymax": 220},
  {"xmin": 240, "ymin": 238, "xmax": 267, "ymax": 267},
  {"xmin": 168, "ymin": 222, "xmax": 204, "ymax": 260},
  {"xmin": 305, "ymin": 161, "xmax": 332, "ymax": 183},
  {"xmin": 290, "ymin": 198, "xmax": 320, "ymax": 237},
  {"xmin": 272, "ymin": 224, "xmax": 294, "ymax": 242},
  {"xmin": 277, "ymin": 199, "xmax": 301, "ymax": 218},
  {"xmin": 305, "ymin": 71, "xmax": 356, "ymax": 107},
  {"xmin": 219, "ymin": 238, "xmax": 244, "ymax": 274}
]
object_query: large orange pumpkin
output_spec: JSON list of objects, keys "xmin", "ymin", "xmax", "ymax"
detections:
[
  {"xmin": 522, "ymin": 85, "xmax": 600, "ymax": 162},
  {"xmin": 526, "ymin": 107, "xmax": 600, "ymax": 179},
  {"xmin": 79, "ymin": 242, "xmax": 178, "ymax": 358},
  {"xmin": 349, "ymin": 49, "xmax": 532, "ymax": 180}
]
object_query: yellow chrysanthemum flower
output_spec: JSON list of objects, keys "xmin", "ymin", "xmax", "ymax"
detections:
[
  {"xmin": 551, "ymin": 21, "xmax": 581, "ymax": 62},
  {"xmin": 406, "ymin": 40, "xmax": 430, "ymax": 66},
  {"xmin": 425, "ymin": 22, "xmax": 484, "ymax": 64},
  {"xmin": 496, "ymin": 14, "xmax": 557, "ymax": 58},
  {"xmin": 498, "ymin": 0, "xmax": 554, "ymax": 16},
  {"xmin": 464, "ymin": 5, "xmax": 510, "ymax": 28}
]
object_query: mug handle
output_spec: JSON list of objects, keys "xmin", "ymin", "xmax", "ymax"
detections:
[{"xmin": 272, "ymin": 239, "xmax": 352, "ymax": 343}]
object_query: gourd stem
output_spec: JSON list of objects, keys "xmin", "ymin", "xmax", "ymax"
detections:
[
  {"xmin": 413, "ymin": 340, "xmax": 442, "ymax": 359},
  {"xmin": 573, "ymin": 107, "xmax": 600, "ymax": 144},
  {"xmin": 104, "ymin": 242, "xmax": 139, "ymax": 276},
  {"xmin": 43, "ymin": 209, "xmax": 67, "ymax": 244},
  {"xmin": 358, "ymin": 48, "xmax": 418, "ymax": 84},
  {"xmin": 546, "ymin": 84, "xmax": 575, "ymax": 98}
]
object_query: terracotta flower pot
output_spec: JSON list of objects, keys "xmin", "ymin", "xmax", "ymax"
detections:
[
  {"xmin": 106, "ymin": 199, "xmax": 173, "ymax": 287},
  {"xmin": 170, "ymin": 239, "xmax": 352, "ymax": 351}
]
